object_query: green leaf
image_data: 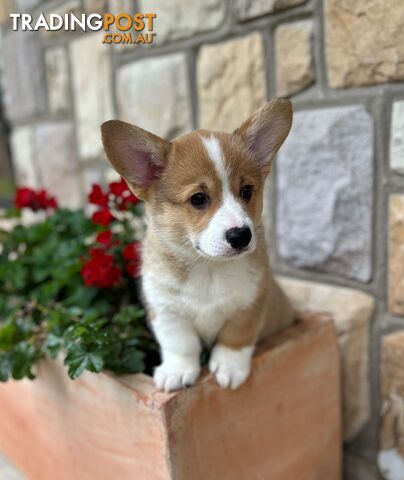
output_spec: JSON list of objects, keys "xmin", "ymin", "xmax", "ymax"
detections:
[
  {"xmin": 64, "ymin": 343, "xmax": 104, "ymax": 379},
  {"xmin": 10, "ymin": 343, "xmax": 38, "ymax": 380},
  {"xmin": 120, "ymin": 349, "xmax": 145, "ymax": 373},
  {"xmin": 0, "ymin": 355, "xmax": 11, "ymax": 382}
]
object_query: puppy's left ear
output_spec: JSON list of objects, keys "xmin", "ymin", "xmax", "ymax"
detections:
[{"xmin": 234, "ymin": 99, "xmax": 293, "ymax": 176}]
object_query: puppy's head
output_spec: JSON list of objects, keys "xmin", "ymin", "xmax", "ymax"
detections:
[{"xmin": 101, "ymin": 100, "xmax": 292, "ymax": 260}]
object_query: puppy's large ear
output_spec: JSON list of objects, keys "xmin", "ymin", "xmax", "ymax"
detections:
[
  {"xmin": 234, "ymin": 99, "xmax": 292, "ymax": 176},
  {"xmin": 101, "ymin": 120, "xmax": 172, "ymax": 199}
]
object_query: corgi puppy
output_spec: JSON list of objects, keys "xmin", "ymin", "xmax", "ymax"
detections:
[{"xmin": 101, "ymin": 99, "xmax": 294, "ymax": 392}]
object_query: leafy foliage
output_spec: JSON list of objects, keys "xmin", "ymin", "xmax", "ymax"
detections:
[{"xmin": 0, "ymin": 183, "xmax": 159, "ymax": 382}]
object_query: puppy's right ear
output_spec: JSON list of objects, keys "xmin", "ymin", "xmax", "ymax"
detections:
[{"xmin": 101, "ymin": 120, "xmax": 172, "ymax": 199}]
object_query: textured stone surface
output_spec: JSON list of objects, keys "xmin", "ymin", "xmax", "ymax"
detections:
[
  {"xmin": 2, "ymin": 31, "xmax": 46, "ymax": 123},
  {"xmin": 278, "ymin": 276, "xmax": 374, "ymax": 440},
  {"xmin": 198, "ymin": 33, "xmax": 267, "ymax": 132},
  {"xmin": 325, "ymin": 0, "xmax": 404, "ymax": 88},
  {"xmin": 138, "ymin": 0, "xmax": 225, "ymax": 43},
  {"xmin": 82, "ymin": 166, "xmax": 106, "ymax": 195},
  {"xmin": 389, "ymin": 196, "xmax": 404, "ymax": 316},
  {"xmin": 275, "ymin": 20, "xmax": 314, "ymax": 97},
  {"xmin": 10, "ymin": 123, "xmax": 82, "ymax": 208},
  {"xmin": 10, "ymin": 127, "xmax": 39, "ymax": 188},
  {"xmin": 0, "ymin": 0, "xmax": 12, "ymax": 24},
  {"xmin": 390, "ymin": 101, "xmax": 404, "ymax": 172},
  {"xmin": 84, "ymin": 0, "xmax": 108, "ymax": 13},
  {"xmin": 45, "ymin": 47, "xmax": 70, "ymax": 113},
  {"xmin": 236, "ymin": 0, "xmax": 307, "ymax": 20},
  {"xmin": 277, "ymin": 106, "xmax": 374, "ymax": 282},
  {"xmin": 34, "ymin": 122, "xmax": 83, "ymax": 208},
  {"xmin": 70, "ymin": 32, "xmax": 114, "ymax": 162},
  {"xmin": 378, "ymin": 331, "xmax": 404, "ymax": 479},
  {"xmin": 116, "ymin": 54, "xmax": 192, "ymax": 139},
  {"xmin": 108, "ymin": 0, "xmax": 134, "ymax": 14},
  {"xmin": 14, "ymin": 0, "xmax": 42, "ymax": 9},
  {"xmin": 41, "ymin": 0, "xmax": 82, "ymax": 37}
]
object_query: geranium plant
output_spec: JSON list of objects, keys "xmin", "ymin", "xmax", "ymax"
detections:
[{"xmin": 0, "ymin": 180, "xmax": 159, "ymax": 382}]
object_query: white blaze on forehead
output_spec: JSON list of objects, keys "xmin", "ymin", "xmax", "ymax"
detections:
[
  {"xmin": 198, "ymin": 134, "xmax": 255, "ymax": 257},
  {"xmin": 201, "ymin": 135, "xmax": 228, "ymax": 186}
]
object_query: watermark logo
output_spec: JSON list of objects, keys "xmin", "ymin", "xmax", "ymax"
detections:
[{"xmin": 10, "ymin": 12, "xmax": 157, "ymax": 45}]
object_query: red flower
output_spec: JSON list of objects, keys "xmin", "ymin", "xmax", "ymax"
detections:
[
  {"xmin": 92, "ymin": 208, "xmax": 115, "ymax": 226},
  {"xmin": 36, "ymin": 189, "xmax": 58, "ymax": 209},
  {"xmin": 109, "ymin": 178, "xmax": 129, "ymax": 197},
  {"xmin": 121, "ymin": 193, "xmax": 139, "ymax": 210},
  {"xmin": 126, "ymin": 259, "xmax": 141, "ymax": 278},
  {"xmin": 123, "ymin": 242, "xmax": 142, "ymax": 278},
  {"xmin": 15, "ymin": 188, "xmax": 36, "ymax": 209},
  {"xmin": 123, "ymin": 242, "xmax": 142, "ymax": 261},
  {"xmin": 81, "ymin": 248, "xmax": 122, "ymax": 288},
  {"xmin": 14, "ymin": 187, "xmax": 58, "ymax": 211},
  {"xmin": 88, "ymin": 184, "xmax": 109, "ymax": 207},
  {"xmin": 96, "ymin": 230, "xmax": 113, "ymax": 248}
]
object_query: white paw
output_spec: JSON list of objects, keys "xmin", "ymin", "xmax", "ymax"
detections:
[
  {"xmin": 154, "ymin": 361, "xmax": 201, "ymax": 392},
  {"xmin": 209, "ymin": 344, "xmax": 254, "ymax": 390}
]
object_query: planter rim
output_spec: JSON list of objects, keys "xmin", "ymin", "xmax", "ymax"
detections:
[{"xmin": 104, "ymin": 313, "xmax": 333, "ymax": 407}]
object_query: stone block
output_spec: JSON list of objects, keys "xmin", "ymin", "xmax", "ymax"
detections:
[
  {"xmin": 10, "ymin": 126, "xmax": 39, "ymax": 188},
  {"xmin": 108, "ymin": 0, "xmax": 134, "ymax": 15},
  {"xmin": 70, "ymin": 32, "xmax": 114, "ymax": 162},
  {"xmin": 198, "ymin": 33, "xmax": 267, "ymax": 132},
  {"xmin": 41, "ymin": 0, "xmax": 82, "ymax": 38},
  {"xmin": 14, "ymin": 0, "xmax": 42, "ymax": 10},
  {"xmin": 34, "ymin": 122, "xmax": 83, "ymax": 208},
  {"xmin": 0, "ymin": 0, "xmax": 12, "ymax": 25},
  {"xmin": 10, "ymin": 123, "xmax": 82, "ymax": 208},
  {"xmin": 45, "ymin": 46, "xmax": 70, "ymax": 112},
  {"xmin": 2, "ymin": 31, "xmax": 46, "ymax": 123},
  {"xmin": 278, "ymin": 276, "xmax": 374, "ymax": 440},
  {"xmin": 325, "ymin": 0, "xmax": 404, "ymax": 87},
  {"xmin": 276, "ymin": 105, "xmax": 374, "ymax": 282},
  {"xmin": 137, "ymin": 0, "xmax": 225, "ymax": 44},
  {"xmin": 390, "ymin": 101, "xmax": 404, "ymax": 172},
  {"xmin": 275, "ymin": 20, "xmax": 314, "ymax": 97},
  {"xmin": 236, "ymin": 0, "xmax": 307, "ymax": 20},
  {"xmin": 116, "ymin": 54, "xmax": 192, "ymax": 139},
  {"xmin": 378, "ymin": 331, "xmax": 404, "ymax": 480},
  {"xmin": 84, "ymin": 0, "xmax": 108, "ymax": 14},
  {"xmin": 389, "ymin": 195, "xmax": 404, "ymax": 316}
]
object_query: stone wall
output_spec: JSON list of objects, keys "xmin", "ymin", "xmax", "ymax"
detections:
[{"xmin": 1, "ymin": 1, "xmax": 404, "ymax": 478}]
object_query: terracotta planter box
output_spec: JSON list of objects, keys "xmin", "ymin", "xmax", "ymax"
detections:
[{"xmin": 0, "ymin": 315, "xmax": 341, "ymax": 480}]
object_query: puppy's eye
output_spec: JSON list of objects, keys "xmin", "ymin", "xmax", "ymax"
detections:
[
  {"xmin": 240, "ymin": 185, "xmax": 253, "ymax": 201},
  {"xmin": 190, "ymin": 192, "xmax": 209, "ymax": 209}
]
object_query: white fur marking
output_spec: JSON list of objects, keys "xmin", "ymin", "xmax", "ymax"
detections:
[
  {"xmin": 209, "ymin": 344, "xmax": 254, "ymax": 389},
  {"xmin": 199, "ymin": 135, "xmax": 256, "ymax": 257}
]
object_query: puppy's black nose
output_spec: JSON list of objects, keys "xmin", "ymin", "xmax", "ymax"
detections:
[{"xmin": 225, "ymin": 226, "xmax": 252, "ymax": 250}]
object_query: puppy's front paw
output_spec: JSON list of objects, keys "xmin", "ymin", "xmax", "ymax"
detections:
[
  {"xmin": 209, "ymin": 344, "xmax": 254, "ymax": 390},
  {"xmin": 154, "ymin": 361, "xmax": 201, "ymax": 392}
]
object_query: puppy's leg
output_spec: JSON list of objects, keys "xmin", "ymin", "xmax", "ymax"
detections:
[
  {"xmin": 152, "ymin": 316, "xmax": 201, "ymax": 392},
  {"xmin": 209, "ymin": 313, "xmax": 263, "ymax": 390}
]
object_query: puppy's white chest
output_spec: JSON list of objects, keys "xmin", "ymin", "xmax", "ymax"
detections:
[{"xmin": 181, "ymin": 259, "xmax": 261, "ymax": 342}]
